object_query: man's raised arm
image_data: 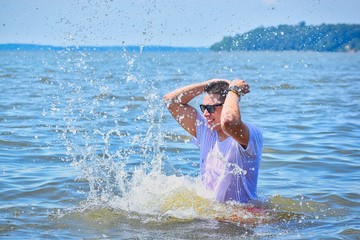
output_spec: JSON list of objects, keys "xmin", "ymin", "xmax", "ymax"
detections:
[{"xmin": 163, "ymin": 82, "xmax": 208, "ymax": 137}]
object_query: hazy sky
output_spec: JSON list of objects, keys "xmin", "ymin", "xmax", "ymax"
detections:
[{"xmin": 1, "ymin": 0, "xmax": 359, "ymax": 47}]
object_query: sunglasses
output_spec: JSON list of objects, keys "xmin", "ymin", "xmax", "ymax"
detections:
[{"xmin": 199, "ymin": 103, "xmax": 223, "ymax": 113}]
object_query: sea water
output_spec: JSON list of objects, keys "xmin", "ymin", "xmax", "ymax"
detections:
[{"xmin": 0, "ymin": 49, "xmax": 359, "ymax": 239}]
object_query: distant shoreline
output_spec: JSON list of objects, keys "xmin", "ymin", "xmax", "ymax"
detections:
[
  {"xmin": 0, "ymin": 43, "xmax": 209, "ymax": 52},
  {"xmin": 210, "ymin": 23, "xmax": 360, "ymax": 52},
  {"xmin": 2, "ymin": 40, "xmax": 360, "ymax": 54}
]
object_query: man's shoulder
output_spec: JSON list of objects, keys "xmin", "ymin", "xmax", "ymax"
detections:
[
  {"xmin": 244, "ymin": 122, "xmax": 263, "ymax": 141},
  {"xmin": 195, "ymin": 111, "xmax": 209, "ymax": 128},
  {"xmin": 244, "ymin": 121, "xmax": 261, "ymax": 132}
]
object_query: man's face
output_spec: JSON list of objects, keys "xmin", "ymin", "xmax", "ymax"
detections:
[{"xmin": 202, "ymin": 94, "xmax": 223, "ymax": 132}]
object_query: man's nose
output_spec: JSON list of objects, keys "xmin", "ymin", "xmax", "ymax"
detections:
[{"xmin": 203, "ymin": 109, "xmax": 211, "ymax": 116}]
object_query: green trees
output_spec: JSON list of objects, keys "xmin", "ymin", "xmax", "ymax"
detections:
[{"xmin": 210, "ymin": 23, "xmax": 360, "ymax": 52}]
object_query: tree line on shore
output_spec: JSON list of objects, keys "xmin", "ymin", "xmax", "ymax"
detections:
[{"xmin": 210, "ymin": 22, "xmax": 360, "ymax": 52}]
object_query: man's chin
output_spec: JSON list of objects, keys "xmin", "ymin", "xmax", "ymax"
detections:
[{"xmin": 209, "ymin": 123, "xmax": 221, "ymax": 131}]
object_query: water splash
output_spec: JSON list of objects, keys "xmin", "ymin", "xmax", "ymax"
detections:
[
  {"xmin": 55, "ymin": 50, "xmax": 176, "ymax": 216},
  {"xmin": 54, "ymin": 49, "xmax": 328, "ymax": 226}
]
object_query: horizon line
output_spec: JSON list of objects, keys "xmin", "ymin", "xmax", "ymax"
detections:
[{"xmin": 0, "ymin": 43, "xmax": 210, "ymax": 52}]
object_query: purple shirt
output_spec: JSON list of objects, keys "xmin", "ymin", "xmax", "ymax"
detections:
[{"xmin": 193, "ymin": 112, "xmax": 263, "ymax": 203}]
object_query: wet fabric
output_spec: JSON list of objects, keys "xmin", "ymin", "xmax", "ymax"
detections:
[{"xmin": 193, "ymin": 112, "xmax": 263, "ymax": 203}]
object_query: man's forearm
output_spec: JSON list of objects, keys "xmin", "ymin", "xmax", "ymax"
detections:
[
  {"xmin": 164, "ymin": 81, "xmax": 208, "ymax": 105},
  {"xmin": 222, "ymin": 79, "xmax": 250, "ymax": 121},
  {"xmin": 221, "ymin": 79, "xmax": 250, "ymax": 145}
]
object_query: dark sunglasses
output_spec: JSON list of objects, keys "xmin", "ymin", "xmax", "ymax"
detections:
[{"xmin": 199, "ymin": 103, "xmax": 223, "ymax": 113}]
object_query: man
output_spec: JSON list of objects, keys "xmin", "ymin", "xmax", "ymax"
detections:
[{"xmin": 164, "ymin": 79, "xmax": 263, "ymax": 203}]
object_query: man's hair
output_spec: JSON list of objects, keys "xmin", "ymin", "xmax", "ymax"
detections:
[{"xmin": 204, "ymin": 81, "xmax": 229, "ymax": 103}]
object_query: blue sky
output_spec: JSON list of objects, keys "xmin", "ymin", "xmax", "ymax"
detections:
[{"xmin": 1, "ymin": 0, "xmax": 359, "ymax": 47}]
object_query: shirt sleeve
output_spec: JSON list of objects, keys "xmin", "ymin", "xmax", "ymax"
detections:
[
  {"xmin": 192, "ymin": 111, "xmax": 207, "ymax": 148},
  {"xmin": 244, "ymin": 122, "xmax": 263, "ymax": 158}
]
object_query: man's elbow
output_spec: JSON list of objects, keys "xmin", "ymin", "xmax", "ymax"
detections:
[
  {"xmin": 221, "ymin": 115, "xmax": 242, "ymax": 133},
  {"xmin": 163, "ymin": 94, "xmax": 173, "ymax": 106},
  {"xmin": 221, "ymin": 115, "xmax": 234, "ymax": 133},
  {"xmin": 163, "ymin": 93, "xmax": 170, "ymax": 102}
]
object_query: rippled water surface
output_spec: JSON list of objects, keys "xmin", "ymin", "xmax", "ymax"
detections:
[{"xmin": 1, "ymin": 50, "xmax": 359, "ymax": 239}]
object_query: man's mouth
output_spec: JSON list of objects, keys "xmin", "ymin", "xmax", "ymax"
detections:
[
  {"xmin": 207, "ymin": 119, "xmax": 217, "ymax": 126},
  {"xmin": 207, "ymin": 119, "xmax": 214, "ymax": 124}
]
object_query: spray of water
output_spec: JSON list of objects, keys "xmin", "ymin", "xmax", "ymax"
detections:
[
  {"xmin": 52, "ymin": 49, "xmax": 324, "ymax": 225},
  {"xmin": 51, "ymin": 50, "xmax": 212, "ymax": 221}
]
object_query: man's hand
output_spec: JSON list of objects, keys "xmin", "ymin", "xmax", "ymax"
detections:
[{"xmin": 230, "ymin": 79, "xmax": 250, "ymax": 96}]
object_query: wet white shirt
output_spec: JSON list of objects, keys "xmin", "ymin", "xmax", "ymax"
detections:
[{"xmin": 193, "ymin": 112, "xmax": 263, "ymax": 203}]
